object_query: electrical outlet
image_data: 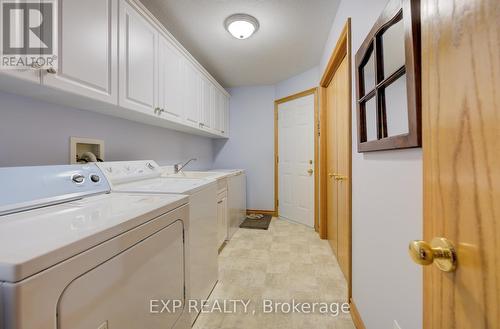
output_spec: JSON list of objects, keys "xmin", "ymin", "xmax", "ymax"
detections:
[
  {"xmin": 97, "ymin": 321, "xmax": 108, "ymax": 329},
  {"xmin": 393, "ymin": 320, "xmax": 402, "ymax": 329}
]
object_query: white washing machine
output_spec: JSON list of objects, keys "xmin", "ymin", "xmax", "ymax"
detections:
[
  {"xmin": 97, "ymin": 161, "xmax": 218, "ymax": 325},
  {"xmin": 0, "ymin": 164, "xmax": 190, "ymax": 329}
]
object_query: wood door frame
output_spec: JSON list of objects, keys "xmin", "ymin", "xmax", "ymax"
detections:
[
  {"xmin": 319, "ymin": 19, "xmax": 353, "ymax": 298},
  {"xmin": 274, "ymin": 87, "xmax": 320, "ymax": 230}
]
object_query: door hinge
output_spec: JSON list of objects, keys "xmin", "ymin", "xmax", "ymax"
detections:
[
  {"xmin": 277, "ymin": 199, "xmax": 279, "ymax": 207},
  {"xmin": 276, "ymin": 156, "xmax": 279, "ymax": 163},
  {"xmin": 317, "ymin": 122, "xmax": 321, "ymax": 136}
]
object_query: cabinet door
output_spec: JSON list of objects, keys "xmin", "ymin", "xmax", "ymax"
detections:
[
  {"xmin": 183, "ymin": 61, "xmax": 201, "ymax": 125},
  {"xmin": 209, "ymin": 84, "xmax": 218, "ymax": 131},
  {"xmin": 201, "ymin": 78, "xmax": 211, "ymax": 129},
  {"xmin": 217, "ymin": 193, "xmax": 228, "ymax": 248},
  {"xmin": 158, "ymin": 35, "xmax": 183, "ymax": 120},
  {"xmin": 43, "ymin": 0, "xmax": 118, "ymax": 104},
  {"xmin": 119, "ymin": 0, "xmax": 157, "ymax": 114},
  {"xmin": 222, "ymin": 94, "xmax": 230, "ymax": 136}
]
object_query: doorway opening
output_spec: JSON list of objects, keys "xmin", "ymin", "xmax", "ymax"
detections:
[{"xmin": 274, "ymin": 88, "xmax": 319, "ymax": 230}]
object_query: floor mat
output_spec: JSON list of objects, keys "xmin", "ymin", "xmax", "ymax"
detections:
[{"xmin": 239, "ymin": 215, "xmax": 272, "ymax": 230}]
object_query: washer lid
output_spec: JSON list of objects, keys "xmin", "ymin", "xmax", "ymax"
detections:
[
  {"xmin": 112, "ymin": 177, "xmax": 216, "ymax": 195},
  {"xmin": 0, "ymin": 193, "xmax": 188, "ymax": 283}
]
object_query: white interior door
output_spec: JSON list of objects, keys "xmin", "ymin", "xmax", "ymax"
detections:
[{"xmin": 278, "ymin": 94, "xmax": 315, "ymax": 227}]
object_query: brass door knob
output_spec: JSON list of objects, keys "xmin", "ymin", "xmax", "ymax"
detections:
[
  {"xmin": 408, "ymin": 237, "xmax": 457, "ymax": 272},
  {"xmin": 307, "ymin": 169, "xmax": 314, "ymax": 175}
]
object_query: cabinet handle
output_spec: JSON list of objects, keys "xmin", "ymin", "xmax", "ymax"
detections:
[
  {"xmin": 154, "ymin": 107, "xmax": 161, "ymax": 115},
  {"xmin": 46, "ymin": 68, "xmax": 57, "ymax": 74},
  {"xmin": 218, "ymin": 200, "xmax": 223, "ymax": 204}
]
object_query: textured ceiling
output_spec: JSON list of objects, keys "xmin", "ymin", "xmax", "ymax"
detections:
[{"xmin": 140, "ymin": 0, "xmax": 340, "ymax": 87}]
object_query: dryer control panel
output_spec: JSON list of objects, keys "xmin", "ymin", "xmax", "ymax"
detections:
[
  {"xmin": 96, "ymin": 161, "xmax": 161, "ymax": 186},
  {"xmin": 0, "ymin": 164, "xmax": 110, "ymax": 216}
]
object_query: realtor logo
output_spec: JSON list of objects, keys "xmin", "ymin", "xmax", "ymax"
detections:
[{"xmin": 1, "ymin": 0, "xmax": 57, "ymax": 69}]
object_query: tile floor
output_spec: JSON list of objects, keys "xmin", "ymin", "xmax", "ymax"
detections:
[{"xmin": 193, "ymin": 218, "xmax": 356, "ymax": 329}]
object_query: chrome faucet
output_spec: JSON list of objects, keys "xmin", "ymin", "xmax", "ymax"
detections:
[{"xmin": 174, "ymin": 158, "xmax": 197, "ymax": 174}]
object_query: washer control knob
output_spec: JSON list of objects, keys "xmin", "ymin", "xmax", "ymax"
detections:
[
  {"xmin": 90, "ymin": 174, "xmax": 100, "ymax": 183},
  {"xmin": 72, "ymin": 174, "xmax": 85, "ymax": 184}
]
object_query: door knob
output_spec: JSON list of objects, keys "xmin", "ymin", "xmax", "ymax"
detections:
[
  {"xmin": 408, "ymin": 237, "xmax": 457, "ymax": 272},
  {"xmin": 334, "ymin": 175, "xmax": 348, "ymax": 181},
  {"xmin": 307, "ymin": 169, "xmax": 314, "ymax": 175}
]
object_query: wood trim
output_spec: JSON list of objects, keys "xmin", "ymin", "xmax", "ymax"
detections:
[
  {"xmin": 274, "ymin": 87, "xmax": 319, "ymax": 230},
  {"xmin": 275, "ymin": 87, "xmax": 318, "ymax": 105},
  {"xmin": 246, "ymin": 209, "xmax": 277, "ymax": 217},
  {"xmin": 350, "ymin": 299, "xmax": 366, "ymax": 329},
  {"xmin": 320, "ymin": 21, "xmax": 350, "ymax": 88},
  {"xmin": 319, "ymin": 18, "xmax": 353, "ymax": 300}
]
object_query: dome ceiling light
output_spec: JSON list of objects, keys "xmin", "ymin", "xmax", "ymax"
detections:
[{"xmin": 224, "ymin": 14, "xmax": 260, "ymax": 40}]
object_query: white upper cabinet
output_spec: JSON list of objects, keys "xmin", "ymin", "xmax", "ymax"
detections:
[
  {"xmin": 0, "ymin": 0, "xmax": 229, "ymax": 138},
  {"xmin": 158, "ymin": 34, "xmax": 183, "ymax": 120},
  {"xmin": 222, "ymin": 94, "xmax": 230, "ymax": 137},
  {"xmin": 183, "ymin": 61, "xmax": 201, "ymax": 125},
  {"xmin": 201, "ymin": 78, "xmax": 212, "ymax": 129},
  {"xmin": 42, "ymin": 0, "xmax": 118, "ymax": 104},
  {"xmin": 209, "ymin": 84, "xmax": 218, "ymax": 131},
  {"xmin": 119, "ymin": 0, "xmax": 158, "ymax": 114}
]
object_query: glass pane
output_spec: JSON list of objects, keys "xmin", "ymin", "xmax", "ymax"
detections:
[
  {"xmin": 365, "ymin": 97, "xmax": 378, "ymax": 141},
  {"xmin": 361, "ymin": 48, "xmax": 376, "ymax": 94},
  {"xmin": 381, "ymin": 18, "xmax": 405, "ymax": 78},
  {"xmin": 385, "ymin": 74, "xmax": 409, "ymax": 136}
]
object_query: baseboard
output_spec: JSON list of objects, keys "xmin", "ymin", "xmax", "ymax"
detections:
[
  {"xmin": 246, "ymin": 209, "xmax": 277, "ymax": 217},
  {"xmin": 350, "ymin": 299, "xmax": 366, "ymax": 329}
]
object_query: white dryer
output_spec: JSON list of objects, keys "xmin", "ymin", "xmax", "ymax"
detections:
[
  {"xmin": 97, "ymin": 161, "xmax": 219, "ymax": 325},
  {"xmin": 0, "ymin": 164, "xmax": 190, "ymax": 329}
]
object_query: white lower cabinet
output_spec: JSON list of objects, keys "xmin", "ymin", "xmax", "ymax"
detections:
[
  {"xmin": 43, "ymin": 0, "xmax": 118, "ymax": 104},
  {"xmin": 119, "ymin": 0, "xmax": 158, "ymax": 115},
  {"xmin": 217, "ymin": 189, "xmax": 228, "ymax": 249}
]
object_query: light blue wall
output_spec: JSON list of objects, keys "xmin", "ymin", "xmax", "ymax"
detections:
[
  {"xmin": 213, "ymin": 85, "xmax": 276, "ymax": 211},
  {"xmin": 0, "ymin": 91, "xmax": 214, "ymax": 169},
  {"xmin": 274, "ymin": 66, "xmax": 319, "ymax": 100}
]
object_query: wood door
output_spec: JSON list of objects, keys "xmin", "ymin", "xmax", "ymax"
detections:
[
  {"xmin": 119, "ymin": 0, "xmax": 157, "ymax": 115},
  {"xmin": 43, "ymin": 0, "xmax": 118, "ymax": 104},
  {"xmin": 421, "ymin": 0, "xmax": 500, "ymax": 327},
  {"xmin": 325, "ymin": 55, "xmax": 351, "ymax": 280},
  {"xmin": 326, "ymin": 76, "xmax": 339, "ymax": 254},
  {"xmin": 335, "ymin": 57, "xmax": 351, "ymax": 280},
  {"xmin": 277, "ymin": 94, "xmax": 316, "ymax": 227}
]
